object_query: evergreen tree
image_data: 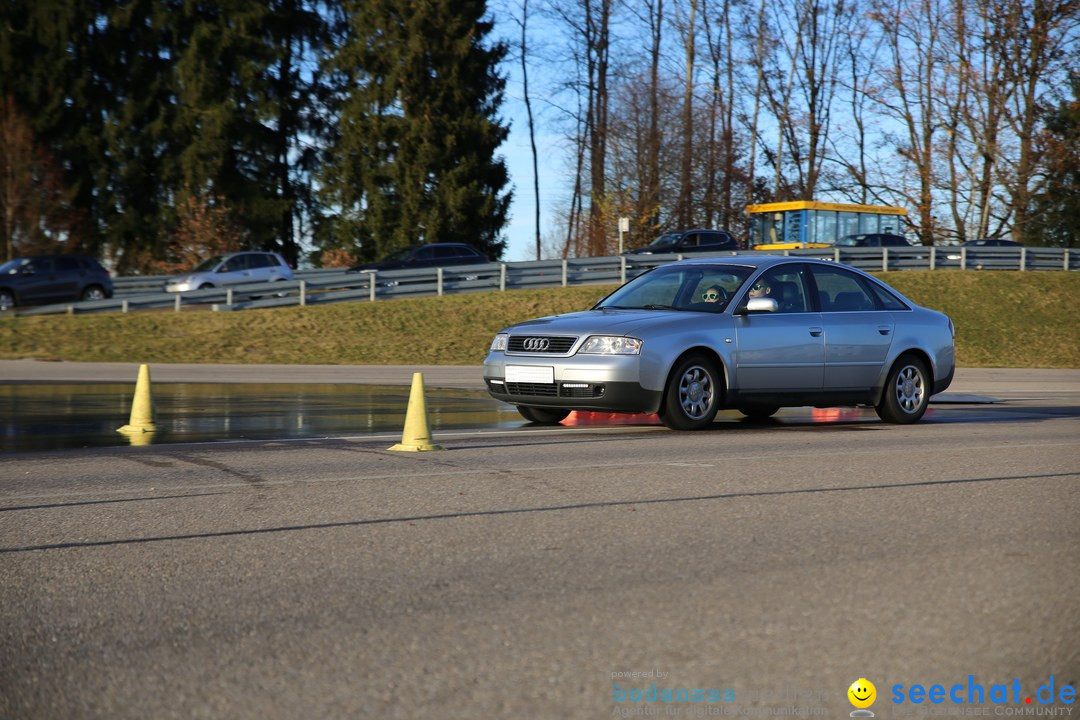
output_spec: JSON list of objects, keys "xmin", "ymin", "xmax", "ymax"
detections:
[{"xmin": 323, "ymin": 0, "xmax": 511, "ymax": 261}]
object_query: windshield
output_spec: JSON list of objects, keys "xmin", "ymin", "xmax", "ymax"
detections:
[
  {"xmin": 594, "ymin": 264, "xmax": 753, "ymax": 313},
  {"xmin": 192, "ymin": 255, "xmax": 225, "ymax": 272},
  {"xmin": 647, "ymin": 233, "xmax": 681, "ymax": 248},
  {"xmin": 0, "ymin": 259, "xmax": 29, "ymax": 275}
]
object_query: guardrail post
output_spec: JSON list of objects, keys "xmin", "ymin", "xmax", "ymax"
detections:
[
  {"xmin": 929, "ymin": 246, "xmax": 936, "ymax": 271},
  {"xmin": 299, "ymin": 280, "xmax": 306, "ymax": 307},
  {"xmin": 1065, "ymin": 248, "xmax": 1071, "ymax": 271},
  {"xmin": 226, "ymin": 288, "xmax": 234, "ymax": 306},
  {"xmin": 67, "ymin": 305, "xmax": 74, "ymax": 315},
  {"xmin": 122, "ymin": 299, "xmax": 129, "ymax": 313},
  {"xmin": 960, "ymin": 247, "xmax": 967, "ymax": 271},
  {"xmin": 561, "ymin": 259, "xmax": 568, "ymax": 287},
  {"xmin": 620, "ymin": 255, "xmax": 627, "ymax": 284},
  {"xmin": 1020, "ymin": 247, "xmax": 1027, "ymax": 271},
  {"xmin": 437, "ymin": 267, "xmax": 444, "ymax": 296},
  {"xmin": 499, "ymin": 263, "xmax": 506, "ymax": 292},
  {"xmin": 369, "ymin": 272, "xmax": 376, "ymax": 302},
  {"xmin": 834, "ymin": 248, "xmax": 840, "ymax": 263},
  {"xmin": 882, "ymin": 247, "xmax": 889, "ymax": 272},
  {"xmin": 174, "ymin": 294, "xmax": 181, "ymax": 313}
]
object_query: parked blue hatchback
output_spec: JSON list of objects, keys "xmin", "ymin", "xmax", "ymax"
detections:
[{"xmin": 0, "ymin": 255, "xmax": 113, "ymax": 312}]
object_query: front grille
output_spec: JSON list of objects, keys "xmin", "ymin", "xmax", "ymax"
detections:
[
  {"xmin": 505, "ymin": 382, "xmax": 558, "ymax": 396},
  {"xmin": 497, "ymin": 381, "xmax": 606, "ymax": 399},
  {"xmin": 507, "ymin": 335, "xmax": 578, "ymax": 354}
]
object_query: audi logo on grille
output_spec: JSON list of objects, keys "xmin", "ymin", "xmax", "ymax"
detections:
[{"xmin": 522, "ymin": 337, "xmax": 551, "ymax": 351}]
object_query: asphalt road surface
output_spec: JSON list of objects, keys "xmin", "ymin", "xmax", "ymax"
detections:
[{"xmin": 1, "ymin": 366, "xmax": 1078, "ymax": 719}]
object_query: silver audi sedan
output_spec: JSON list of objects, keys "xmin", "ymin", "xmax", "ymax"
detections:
[{"xmin": 484, "ymin": 256, "xmax": 955, "ymax": 430}]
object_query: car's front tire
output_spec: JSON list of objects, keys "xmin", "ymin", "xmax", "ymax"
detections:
[
  {"xmin": 659, "ymin": 353, "xmax": 721, "ymax": 430},
  {"xmin": 81, "ymin": 285, "xmax": 106, "ymax": 301},
  {"xmin": 876, "ymin": 354, "xmax": 930, "ymax": 424},
  {"xmin": 517, "ymin": 406, "xmax": 571, "ymax": 424}
]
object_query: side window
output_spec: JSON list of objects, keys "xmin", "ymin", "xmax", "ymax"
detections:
[
  {"xmin": 221, "ymin": 255, "xmax": 254, "ymax": 272},
  {"xmin": 680, "ymin": 234, "xmax": 698, "ymax": 248},
  {"xmin": 812, "ymin": 266, "xmax": 878, "ymax": 312},
  {"xmin": 414, "ymin": 247, "xmax": 436, "ymax": 261},
  {"xmin": 752, "ymin": 265, "xmax": 812, "ymax": 313},
  {"xmin": 27, "ymin": 258, "xmax": 53, "ymax": 273},
  {"xmin": 55, "ymin": 257, "xmax": 81, "ymax": 272},
  {"xmin": 248, "ymin": 254, "xmax": 271, "ymax": 269},
  {"xmin": 434, "ymin": 246, "xmax": 459, "ymax": 259},
  {"xmin": 866, "ymin": 281, "xmax": 909, "ymax": 310}
]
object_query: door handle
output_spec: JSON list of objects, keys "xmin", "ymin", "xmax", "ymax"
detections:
[
  {"xmin": 808, "ymin": 327, "xmax": 823, "ymax": 337},
  {"xmin": 878, "ymin": 325, "xmax": 893, "ymax": 335}
]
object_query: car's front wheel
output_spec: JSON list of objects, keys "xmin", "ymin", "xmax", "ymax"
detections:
[
  {"xmin": 876, "ymin": 354, "xmax": 930, "ymax": 424},
  {"xmin": 517, "ymin": 406, "xmax": 571, "ymax": 425},
  {"xmin": 81, "ymin": 285, "xmax": 106, "ymax": 301},
  {"xmin": 659, "ymin": 353, "xmax": 721, "ymax": 430}
]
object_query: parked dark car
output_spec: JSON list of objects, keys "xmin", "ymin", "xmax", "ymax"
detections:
[
  {"xmin": 622, "ymin": 229, "xmax": 738, "ymax": 255},
  {"xmin": 836, "ymin": 233, "xmax": 912, "ymax": 247},
  {"xmin": 0, "ymin": 255, "xmax": 113, "ymax": 312},
  {"xmin": 348, "ymin": 243, "xmax": 490, "ymax": 272},
  {"xmin": 960, "ymin": 238, "xmax": 1022, "ymax": 248}
]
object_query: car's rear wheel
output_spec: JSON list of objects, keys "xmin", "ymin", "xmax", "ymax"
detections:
[
  {"xmin": 199, "ymin": 283, "xmax": 214, "ymax": 289},
  {"xmin": 876, "ymin": 354, "xmax": 930, "ymax": 424},
  {"xmin": 739, "ymin": 405, "xmax": 779, "ymax": 420},
  {"xmin": 81, "ymin": 285, "xmax": 106, "ymax": 301},
  {"xmin": 659, "ymin": 353, "xmax": 720, "ymax": 430},
  {"xmin": 517, "ymin": 406, "xmax": 571, "ymax": 425},
  {"xmin": 0, "ymin": 290, "xmax": 14, "ymax": 312}
]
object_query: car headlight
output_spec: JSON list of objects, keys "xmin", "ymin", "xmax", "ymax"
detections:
[
  {"xmin": 490, "ymin": 333, "xmax": 508, "ymax": 351},
  {"xmin": 579, "ymin": 336, "xmax": 642, "ymax": 355}
]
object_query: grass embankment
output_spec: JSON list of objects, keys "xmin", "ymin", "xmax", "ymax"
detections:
[{"xmin": 0, "ymin": 271, "xmax": 1077, "ymax": 368}]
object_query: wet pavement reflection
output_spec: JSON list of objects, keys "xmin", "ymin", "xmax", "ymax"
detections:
[
  {"xmin": 1, "ymin": 383, "xmax": 527, "ymax": 453},
  {"xmin": 1, "ymin": 383, "xmax": 1011, "ymax": 453}
]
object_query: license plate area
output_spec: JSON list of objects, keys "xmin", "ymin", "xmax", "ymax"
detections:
[{"xmin": 505, "ymin": 365, "xmax": 555, "ymax": 384}]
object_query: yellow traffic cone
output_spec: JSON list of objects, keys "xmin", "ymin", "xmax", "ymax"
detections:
[
  {"xmin": 388, "ymin": 372, "xmax": 444, "ymax": 452},
  {"xmin": 117, "ymin": 364, "xmax": 157, "ymax": 434}
]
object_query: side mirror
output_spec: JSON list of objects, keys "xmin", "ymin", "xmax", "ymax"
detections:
[{"xmin": 746, "ymin": 297, "xmax": 778, "ymax": 313}]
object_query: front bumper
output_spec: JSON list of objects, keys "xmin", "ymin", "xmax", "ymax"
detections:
[{"xmin": 483, "ymin": 352, "xmax": 663, "ymax": 413}]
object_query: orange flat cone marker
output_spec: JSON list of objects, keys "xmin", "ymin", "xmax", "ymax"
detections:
[
  {"xmin": 388, "ymin": 372, "xmax": 444, "ymax": 452},
  {"xmin": 117, "ymin": 364, "xmax": 157, "ymax": 434}
]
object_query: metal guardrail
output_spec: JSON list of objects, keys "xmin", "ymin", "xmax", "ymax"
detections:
[{"xmin": 9, "ymin": 246, "xmax": 1077, "ymax": 317}]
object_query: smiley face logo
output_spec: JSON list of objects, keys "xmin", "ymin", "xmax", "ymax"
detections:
[{"xmin": 848, "ymin": 678, "xmax": 877, "ymax": 709}]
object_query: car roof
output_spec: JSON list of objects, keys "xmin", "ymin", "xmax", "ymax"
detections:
[{"xmin": 677, "ymin": 254, "xmax": 826, "ymax": 269}]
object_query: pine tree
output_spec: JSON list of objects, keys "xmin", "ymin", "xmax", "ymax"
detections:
[{"xmin": 324, "ymin": 0, "xmax": 511, "ymax": 261}]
